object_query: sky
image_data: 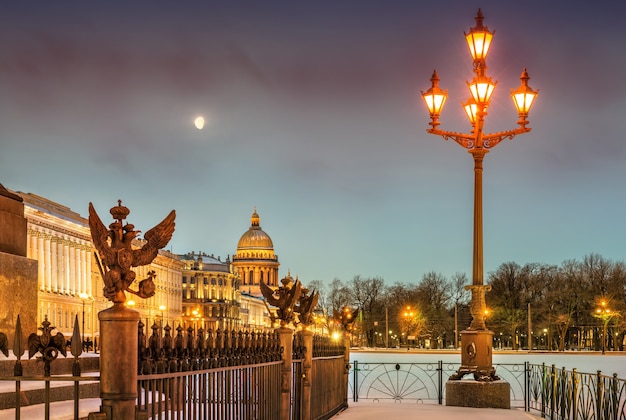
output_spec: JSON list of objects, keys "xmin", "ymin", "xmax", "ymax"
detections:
[{"xmin": 1, "ymin": 1, "xmax": 625, "ymax": 288}]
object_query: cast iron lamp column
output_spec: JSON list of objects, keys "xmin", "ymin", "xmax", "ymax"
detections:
[{"xmin": 421, "ymin": 9, "xmax": 537, "ymax": 381}]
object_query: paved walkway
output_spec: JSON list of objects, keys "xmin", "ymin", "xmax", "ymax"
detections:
[{"xmin": 332, "ymin": 402, "xmax": 541, "ymax": 420}]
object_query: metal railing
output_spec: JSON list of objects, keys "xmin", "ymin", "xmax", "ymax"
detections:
[
  {"xmin": 137, "ymin": 321, "xmax": 285, "ymax": 419},
  {"xmin": 136, "ymin": 321, "xmax": 346, "ymax": 420},
  {"xmin": 137, "ymin": 361, "xmax": 282, "ymax": 419},
  {"xmin": 0, "ymin": 316, "xmax": 347, "ymax": 420},
  {"xmin": 528, "ymin": 363, "xmax": 626, "ymax": 420},
  {"xmin": 311, "ymin": 356, "xmax": 346, "ymax": 419},
  {"xmin": 0, "ymin": 315, "xmax": 100, "ymax": 420},
  {"xmin": 349, "ymin": 360, "xmax": 626, "ymax": 419}
]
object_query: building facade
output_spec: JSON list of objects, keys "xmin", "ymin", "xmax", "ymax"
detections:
[
  {"xmin": 180, "ymin": 252, "xmax": 241, "ymax": 332},
  {"xmin": 10, "ymin": 191, "xmax": 283, "ymax": 338},
  {"xmin": 231, "ymin": 209, "xmax": 280, "ymax": 297},
  {"xmin": 18, "ymin": 192, "xmax": 183, "ymax": 345}
]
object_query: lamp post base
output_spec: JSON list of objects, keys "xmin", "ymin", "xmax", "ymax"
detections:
[
  {"xmin": 446, "ymin": 379, "xmax": 511, "ymax": 409},
  {"xmin": 450, "ymin": 329, "xmax": 499, "ymax": 381}
]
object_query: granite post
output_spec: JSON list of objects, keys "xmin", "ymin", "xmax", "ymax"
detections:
[
  {"xmin": 278, "ymin": 326, "xmax": 293, "ymax": 420},
  {"xmin": 0, "ymin": 184, "xmax": 38, "ymax": 339},
  {"xmin": 98, "ymin": 303, "xmax": 140, "ymax": 419},
  {"xmin": 298, "ymin": 329, "xmax": 313, "ymax": 420}
]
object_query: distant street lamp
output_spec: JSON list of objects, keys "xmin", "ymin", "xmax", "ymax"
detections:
[
  {"xmin": 79, "ymin": 293, "xmax": 91, "ymax": 350},
  {"xmin": 595, "ymin": 299, "xmax": 615, "ymax": 354},
  {"xmin": 159, "ymin": 305, "xmax": 167, "ymax": 327},
  {"xmin": 403, "ymin": 306, "xmax": 414, "ymax": 347},
  {"xmin": 422, "ymin": 9, "xmax": 538, "ymax": 381}
]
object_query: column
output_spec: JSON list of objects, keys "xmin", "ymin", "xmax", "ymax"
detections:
[
  {"xmin": 37, "ymin": 234, "xmax": 45, "ymax": 291},
  {"xmin": 43, "ymin": 235, "xmax": 51, "ymax": 292},
  {"xmin": 84, "ymin": 247, "xmax": 92, "ymax": 296},
  {"xmin": 50, "ymin": 238, "xmax": 59, "ymax": 292},
  {"xmin": 69, "ymin": 244, "xmax": 76, "ymax": 295},
  {"xmin": 63, "ymin": 240, "xmax": 70, "ymax": 294}
]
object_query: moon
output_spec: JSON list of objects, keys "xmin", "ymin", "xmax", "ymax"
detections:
[{"xmin": 194, "ymin": 116, "xmax": 205, "ymax": 130}]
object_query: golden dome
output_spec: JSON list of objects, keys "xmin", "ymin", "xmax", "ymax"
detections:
[{"xmin": 237, "ymin": 209, "xmax": 274, "ymax": 250}]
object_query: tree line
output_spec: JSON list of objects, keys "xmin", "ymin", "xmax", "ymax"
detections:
[{"xmin": 307, "ymin": 253, "xmax": 626, "ymax": 351}]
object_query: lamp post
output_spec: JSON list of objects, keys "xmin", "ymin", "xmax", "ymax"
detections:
[
  {"xmin": 403, "ymin": 306, "xmax": 414, "ymax": 347},
  {"xmin": 595, "ymin": 299, "xmax": 613, "ymax": 354},
  {"xmin": 422, "ymin": 9, "xmax": 537, "ymax": 381},
  {"xmin": 79, "ymin": 293, "xmax": 90, "ymax": 350}
]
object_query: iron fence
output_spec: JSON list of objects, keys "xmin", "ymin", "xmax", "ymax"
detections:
[
  {"xmin": 135, "ymin": 321, "xmax": 346, "ymax": 420},
  {"xmin": 528, "ymin": 363, "xmax": 626, "ymax": 420},
  {"xmin": 0, "ymin": 315, "xmax": 100, "ymax": 420},
  {"xmin": 310, "ymin": 356, "xmax": 346, "ymax": 420},
  {"xmin": 349, "ymin": 360, "xmax": 626, "ymax": 419},
  {"xmin": 0, "ymin": 316, "xmax": 346, "ymax": 420}
]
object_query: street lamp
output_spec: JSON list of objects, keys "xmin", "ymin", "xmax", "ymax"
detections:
[
  {"xmin": 595, "ymin": 299, "xmax": 613, "ymax": 354},
  {"xmin": 403, "ymin": 306, "xmax": 414, "ymax": 347},
  {"xmin": 422, "ymin": 9, "xmax": 538, "ymax": 381},
  {"xmin": 79, "ymin": 293, "xmax": 90, "ymax": 351}
]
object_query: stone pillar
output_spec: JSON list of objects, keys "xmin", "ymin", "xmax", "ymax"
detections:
[
  {"xmin": 299, "ymin": 329, "xmax": 313, "ymax": 420},
  {"xmin": 99, "ymin": 303, "xmax": 140, "ymax": 419},
  {"xmin": 278, "ymin": 326, "xmax": 293, "ymax": 420},
  {"xmin": 0, "ymin": 185, "xmax": 38, "ymax": 339}
]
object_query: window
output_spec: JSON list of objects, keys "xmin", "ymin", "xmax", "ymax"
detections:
[{"xmin": 182, "ymin": 276, "xmax": 187, "ymax": 284}]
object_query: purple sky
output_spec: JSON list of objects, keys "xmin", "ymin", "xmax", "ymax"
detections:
[{"xmin": 1, "ymin": 1, "xmax": 625, "ymax": 286}]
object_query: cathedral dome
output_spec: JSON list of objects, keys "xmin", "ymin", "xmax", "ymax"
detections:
[{"xmin": 237, "ymin": 209, "xmax": 274, "ymax": 250}]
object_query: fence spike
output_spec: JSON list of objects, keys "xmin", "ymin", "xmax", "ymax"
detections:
[
  {"xmin": 13, "ymin": 314, "xmax": 24, "ymax": 358},
  {"xmin": 71, "ymin": 315, "xmax": 83, "ymax": 357}
]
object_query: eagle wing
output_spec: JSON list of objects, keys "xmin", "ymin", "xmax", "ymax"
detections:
[
  {"xmin": 308, "ymin": 291, "xmax": 319, "ymax": 313},
  {"xmin": 0, "ymin": 332, "xmax": 8, "ymax": 358},
  {"xmin": 53, "ymin": 332, "xmax": 67, "ymax": 357},
  {"xmin": 132, "ymin": 210, "xmax": 176, "ymax": 267},
  {"xmin": 27, "ymin": 333, "xmax": 40, "ymax": 359},
  {"xmin": 88, "ymin": 203, "xmax": 114, "ymax": 264},
  {"xmin": 260, "ymin": 280, "xmax": 280, "ymax": 307},
  {"xmin": 286, "ymin": 281, "xmax": 302, "ymax": 311}
]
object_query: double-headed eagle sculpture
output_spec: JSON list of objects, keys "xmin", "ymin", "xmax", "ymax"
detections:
[
  {"xmin": 89, "ymin": 201, "xmax": 176, "ymax": 304},
  {"xmin": 260, "ymin": 275, "xmax": 319, "ymax": 327}
]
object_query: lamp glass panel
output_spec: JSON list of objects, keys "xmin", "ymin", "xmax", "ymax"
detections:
[
  {"xmin": 469, "ymin": 81, "xmax": 495, "ymax": 103},
  {"xmin": 466, "ymin": 32, "xmax": 493, "ymax": 61},
  {"xmin": 464, "ymin": 102, "xmax": 477, "ymax": 124},
  {"xmin": 423, "ymin": 93, "xmax": 447, "ymax": 115},
  {"xmin": 513, "ymin": 92, "xmax": 536, "ymax": 114}
]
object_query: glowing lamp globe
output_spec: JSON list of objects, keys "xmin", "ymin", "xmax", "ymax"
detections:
[
  {"xmin": 468, "ymin": 75, "xmax": 496, "ymax": 105},
  {"xmin": 465, "ymin": 9, "xmax": 494, "ymax": 62},
  {"xmin": 463, "ymin": 97, "xmax": 478, "ymax": 125},
  {"xmin": 422, "ymin": 70, "xmax": 448, "ymax": 127},
  {"xmin": 511, "ymin": 68, "xmax": 538, "ymax": 120}
]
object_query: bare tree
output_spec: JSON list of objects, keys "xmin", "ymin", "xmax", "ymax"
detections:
[
  {"xmin": 416, "ymin": 272, "xmax": 452, "ymax": 348},
  {"xmin": 349, "ymin": 275, "xmax": 386, "ymax": 347}
]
